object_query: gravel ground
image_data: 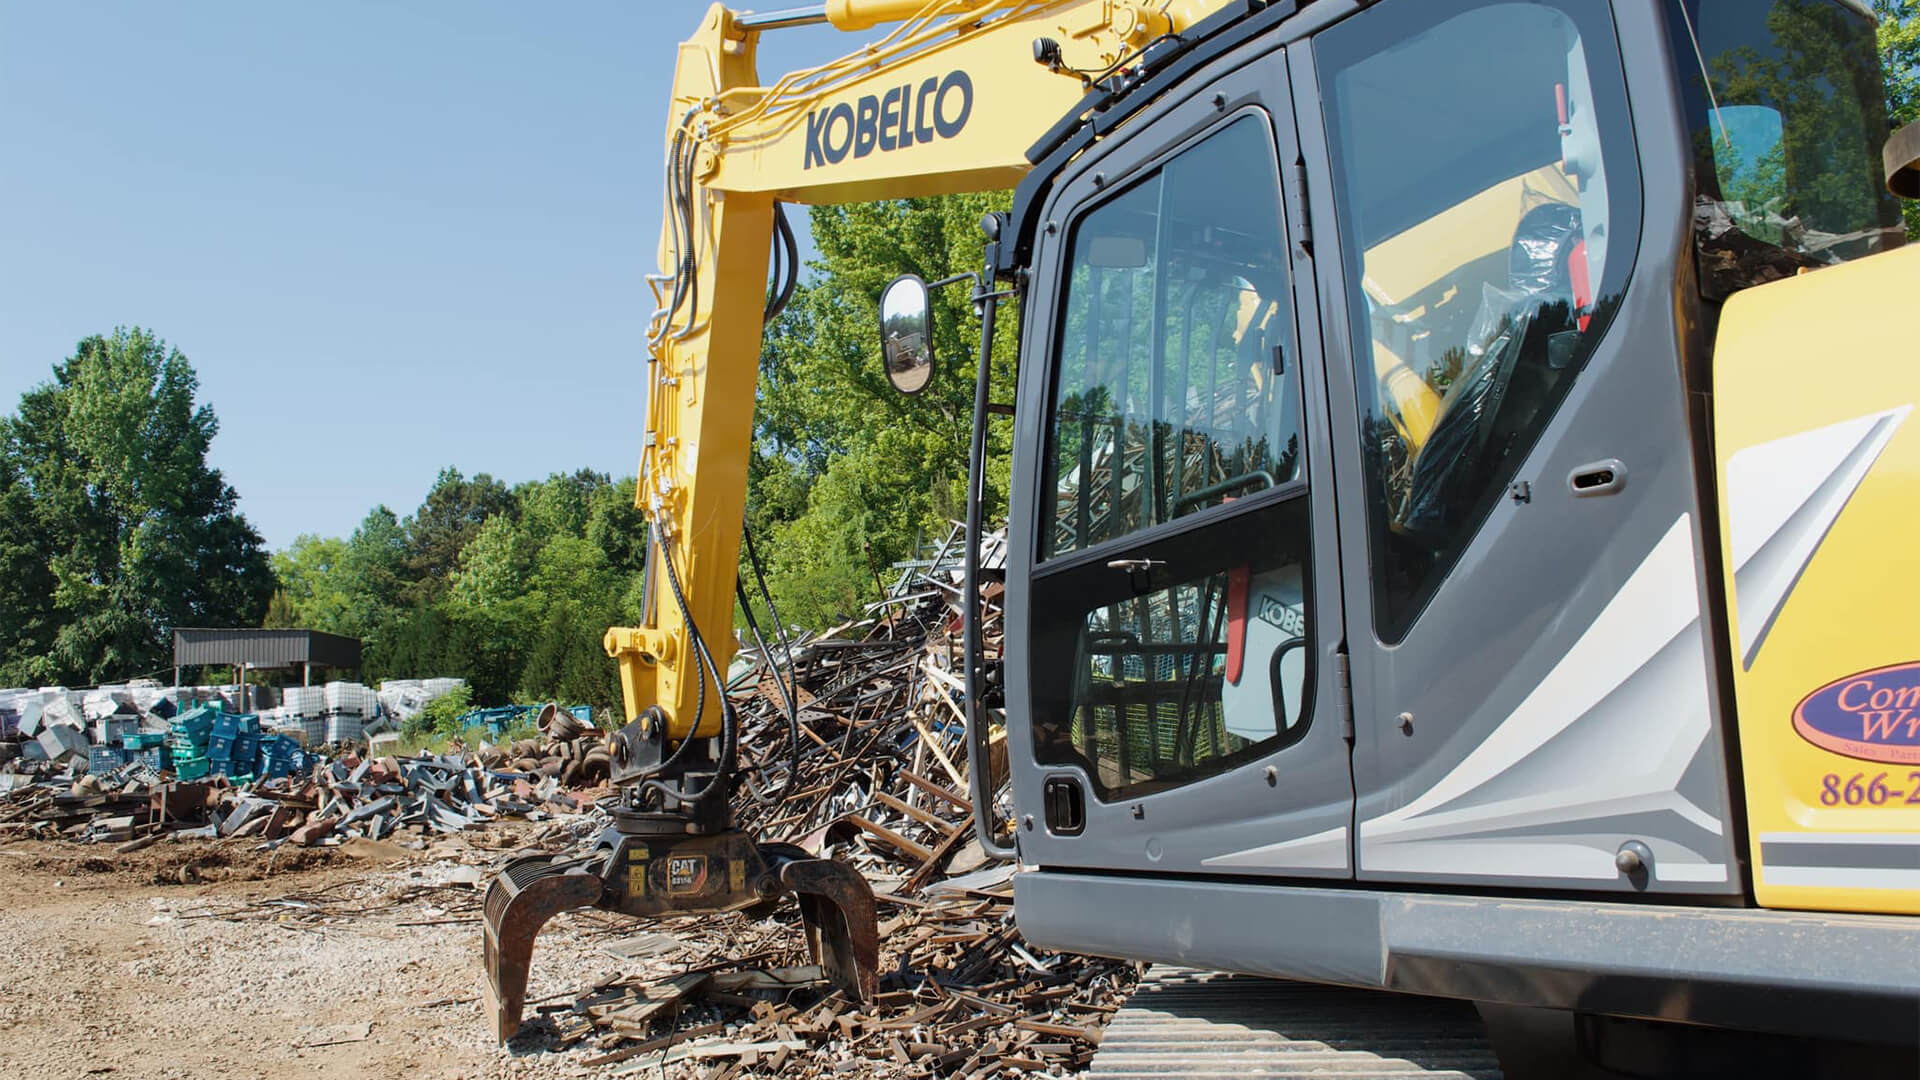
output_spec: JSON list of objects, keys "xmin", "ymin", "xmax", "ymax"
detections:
[{"xmin": 0, "ymin": 831, "xmax": 710, "ymax": 1079}]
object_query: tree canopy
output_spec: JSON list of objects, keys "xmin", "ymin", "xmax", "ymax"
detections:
[
  {"xmin": 0, "ymin": 329, "xmax": 274, "ymax": 685},
  {"xmin": 267, "ymin": 468, "xmax": 641, "ymax": 709},
  {"xmin": 748, "ymin": 192, "xmax": 1019, "ymax": 628},
  {"xmin": 1878, "ymin": 0, "xmax": 1920, "ymax": 237}
]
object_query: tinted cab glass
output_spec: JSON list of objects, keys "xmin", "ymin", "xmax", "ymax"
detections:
[
  {"xmin": 1317, "ymin": 0, "xmax": 1641, "ymax": 640},
  {"xmin": 1032, "ymin": 114, "xmax": 1314, "ymax": 801}
]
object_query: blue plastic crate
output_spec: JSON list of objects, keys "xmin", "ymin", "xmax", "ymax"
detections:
[
  {"xmin": 129, "ymin": 747, "xmax": 167, "ymax": 771},
  {"xmin": 88, "ymin": 746, "xmax": 127, "ymax": 773},
  {"xmin": 207, "ymin": 734, "xmax": 235, "ymax": 764},
  {"xmin": 171, "ymin": 706, "xmax": 216, "ymax": 745},
  {"xmin": 210, "ymin": 714, "xmax": 241, "ymax": 740},
  {"xmin": 124, "ymin": 731, "xmax": 167, "ymax": 750},
  {"xmin": 233, "ymin": 733, "xmax": 259, "ymax": 764},
  {"xmin": 174, "ymin": 757, "xmax": 210, "ymax": 781}
]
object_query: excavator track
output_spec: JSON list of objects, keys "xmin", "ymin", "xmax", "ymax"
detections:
[{"xmin": 1090, "ymin": 968, "xmax": 1503, "ymax": 1079}]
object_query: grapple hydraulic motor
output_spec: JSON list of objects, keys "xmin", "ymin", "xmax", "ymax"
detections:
[{"xmin": 481, "ymin": 708, "xmax": 879, "ymax": 1043}]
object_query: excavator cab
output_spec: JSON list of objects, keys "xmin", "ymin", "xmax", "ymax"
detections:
[
  {"xmin": 992, "ymin": 0, "xmax": 1920, "ymax": 1057},
  {"xmin": 484, "ymin": 0, "xmax": 1920, "ymax": 1064}
]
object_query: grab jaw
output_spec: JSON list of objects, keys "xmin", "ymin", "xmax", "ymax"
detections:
[{"xmin": 480, "ymin": 819, "xmax": 878, "ymax": 1042}]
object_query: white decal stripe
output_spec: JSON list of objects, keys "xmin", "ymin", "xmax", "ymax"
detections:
[
  {"xmin": 1654, "ymin": 863, "xmax": 1730, "ymax": 883},
  {"xmin": 1762, "ymin": 866, "xmax": 1920, "ymax": 890},
  {"xmin": 1202, "ymin": 826, "xmax": 1348, "ymax": 871},
  {"xmin": 1760, "ymin": 832, "xmax": 1920, "ymax": 847},
  {"xmin": 1726, "ymin": 405, "xmax": 1910, "ymax": 668},
  {"xmin": 1364, "ymin": 514, "xmax": 1698, "ymax": 837},
  {"xmin": 1671, "ymin": 794, "xmax": 1724, "ymax": 837}
]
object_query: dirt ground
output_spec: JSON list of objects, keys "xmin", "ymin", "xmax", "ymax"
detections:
[{"xmin": 0, "ymin": 829, "xmax": 705, "ymax": 1080}]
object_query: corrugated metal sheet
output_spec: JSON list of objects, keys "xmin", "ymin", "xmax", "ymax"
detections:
[
  {"xmin": 171, "ymin": 628, "xmax": 362, "ymax": 669},
  {"xmin": 1091, "ymin": 969, "xmax": 1502, "ymax": 1079}
]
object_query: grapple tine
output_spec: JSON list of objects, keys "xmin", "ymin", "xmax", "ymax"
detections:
[
  {"xmin": 482, "ymin": 854, "xmax": 607, "ymax": 1043},
  {"xmin": 778, "ymin": 857, "xmax": 880, "ymax": 1003}
]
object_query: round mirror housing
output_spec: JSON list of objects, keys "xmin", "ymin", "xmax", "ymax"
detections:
[
  {"xmin": 1887, "ymin": 118, "xmax": 1920, "ymax": 200},
  {"xmin": 879, "ymin": 274, "xmax": 935, "ymax": 395}
]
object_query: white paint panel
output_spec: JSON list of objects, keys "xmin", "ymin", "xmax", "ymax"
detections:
[
  {"xmin": 1203, "ymin": 825, "xmax": 1348, "ymax": 871},
  {"xmin": 1362, "ymin": 837, "xmax": 1620, "ymax": 880},
  {"xmin": 1725, "ymin": 406, "xmax": 1909, "ymax": 667},
  {"xmin": 1364, "ymin": 515, "xmax": 1699, "ymax": 839},
  {"xmin": 1654, "ymin": 863, "xmax": 1730, "ymax": 883},
  {"xmin": 1762, "ymin": 866, "xmax": 1920, "ymax": 890},
  {"xmin": 1760, "ymin": 831, "xmax": 1920, "ymax": 846},
  {"xmin": 1359, "ymin": 515, "xmax": 1729, "ymax": 884}
]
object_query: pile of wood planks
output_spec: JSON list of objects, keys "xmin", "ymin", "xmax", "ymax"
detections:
[{"xmin": 528, "ymin": 529, "xmax": 1135, "ymax": 1076}]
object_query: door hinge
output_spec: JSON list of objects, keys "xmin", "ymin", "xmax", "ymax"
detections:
[
  {"xmin": 1290, "ymin": 160, "xmax": 1313, "ymax": 251},
  {"xmin": 1333, "ymin": 649, "xmax": 1353, "ymax": 743}
]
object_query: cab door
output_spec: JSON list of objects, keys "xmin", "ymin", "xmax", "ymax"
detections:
[
  {"xmin": 1004, "ymin": 50, "xmax": 1353, "ymax": 878},
  {"xmin": 1304, "ymin": 0, "xmax": 1743, "ymax": 894}
]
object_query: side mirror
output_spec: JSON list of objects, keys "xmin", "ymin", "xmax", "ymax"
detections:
[
  {"xmin": 1887, "ymin": 118, "xmax": 1920, "ymax": 200},
  {"xmin": 879, "ymin": 274, "xmax": 935, "ymax": 395}
]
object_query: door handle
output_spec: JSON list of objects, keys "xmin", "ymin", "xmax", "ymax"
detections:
[
  {"xmin": 1106, "ymin": 558, "xmax": 1164, "ymax": 573},
  {"xmin": 1568, "ymin": 459, "xmax": 1627, "ymax": 497}
]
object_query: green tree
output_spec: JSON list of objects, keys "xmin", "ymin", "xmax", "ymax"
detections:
[
  {"xmin": 0, "ymin": 328, "xmax": 273, "ymax": 684},
  {"xmin": 260, "ymin": 589, "xmax": 300, "ymax": 628},
  {"xmin": 748, "ymin": 192, "xmax": 1019, "ymax": 628},
  {"xmin": 270, "ymin": 534, "xmax": 351, "ymax": 629},
  {"xmin": 587, "ymin": 480, "xmax": 650, "ymax": 580},
  {"xmin": 1878, "ymin": 0, "xmax": 1920, "ymax": 237},
  {"xmin": 0, "ymin": 453, "xmax": 58, "ymax": 679},
  {"xmin": 403, "ymin": 467, "xmax": 516, "ymax": 603}
]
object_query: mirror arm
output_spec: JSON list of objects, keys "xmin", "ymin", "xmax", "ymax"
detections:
[{"xmin": 926, "ymin": 271, "xmax": 977, "ymax": 291}]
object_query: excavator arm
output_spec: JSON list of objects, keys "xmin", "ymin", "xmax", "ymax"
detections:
[
  {"xmin": 609, "ymin": 0, "xmax": 1233, "ymax": 740},
  {"xmin": 483, "ymin": 0, "xmax": 1237, "ymax": 1042}
]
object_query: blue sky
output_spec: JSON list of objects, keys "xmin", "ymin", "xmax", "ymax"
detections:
[{"xmin": 1, "ymin": 2, "xmax": 845, "ymax": 550}]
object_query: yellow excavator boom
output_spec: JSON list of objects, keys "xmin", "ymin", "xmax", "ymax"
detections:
[{"xmin": 605, "ymin": 0, "xmax": 1234, "ymax": 744}]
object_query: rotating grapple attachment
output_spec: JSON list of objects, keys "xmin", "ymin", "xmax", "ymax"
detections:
[
  {"xmin": 482, "ymin": 853, "xmax": 607, "ymax": 1044},
  {"xmin": 481, "ymin": 822, "xmax": 878, "ymax": 1042}
]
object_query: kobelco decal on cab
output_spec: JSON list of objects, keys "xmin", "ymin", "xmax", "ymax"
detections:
[{"xmin": 804, "ymin": 71, "xmax": 973, "ymax": 169}]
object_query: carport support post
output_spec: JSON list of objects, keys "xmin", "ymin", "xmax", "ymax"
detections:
[{"xmin": 304, "ymin": 661, "xmax": 312, "ymax": 687}]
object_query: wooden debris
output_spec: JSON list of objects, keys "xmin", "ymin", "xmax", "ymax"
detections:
[{"xmin": 528, "ymin": 528, "xmax": 1136, "ymax": 1077}]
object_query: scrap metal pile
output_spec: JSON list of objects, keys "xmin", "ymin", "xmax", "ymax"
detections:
[
  {"xmin": 517, "ymin": 528, "xmax": 1134, "ymax": 1078},
  {"xmin": 0, "ymin": 701, "xmax": 613, "ymax": 848}
]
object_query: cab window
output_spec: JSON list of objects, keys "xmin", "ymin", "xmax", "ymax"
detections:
[
  {"xmin": 1317, "ymin": 0, "xmax": 1641, "ymax": 641},
  {"xmin": 1030, "ymin": 113, "xmax": 1313, "ymax": 801},
  {"xmin": 1041, "ymin": 114, "xmax": 1301, "ymax": 561}
]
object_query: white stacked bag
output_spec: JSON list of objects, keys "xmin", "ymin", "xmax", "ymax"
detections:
[
  {"xmin": 376, "ymin": 677, "xmax": 466, "ymax": 724},
  {"xmin": 322, "ymin": 680, "xmax": 381, "ymax": 743}
]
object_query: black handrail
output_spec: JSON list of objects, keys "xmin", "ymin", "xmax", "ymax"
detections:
[{"xmin": 1172, "ymin": 469, "xmax": 1275, "ymax": 517}]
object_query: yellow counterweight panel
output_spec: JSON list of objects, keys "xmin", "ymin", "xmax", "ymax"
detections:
[{"xmin": 1712, "ymin": 243, "xmax": 1920, "ymax": 915}]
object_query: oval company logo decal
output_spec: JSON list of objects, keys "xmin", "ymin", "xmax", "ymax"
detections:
[{"xmin": 1794, "ymin": 661, "xmax": 1920, "ymax": 764}]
